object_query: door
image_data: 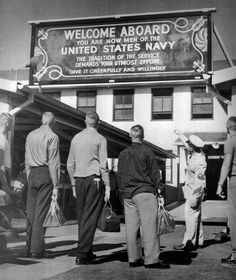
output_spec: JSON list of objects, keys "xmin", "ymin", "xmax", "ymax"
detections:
[{"xmin": 205, "ymin": 157, "xmax": 227, "ymax": 200}]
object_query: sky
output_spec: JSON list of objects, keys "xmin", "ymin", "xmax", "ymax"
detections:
[{"xmin": 0, "ymin": 0, "xmax": 236, "ymax": 71}]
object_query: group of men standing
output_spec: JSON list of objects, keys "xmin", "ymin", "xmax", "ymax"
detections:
[
  {"xmin": 0, "ymin": 110, "xmax": 236, "ymax": 269},
  {"xmin": 24, "ymin": 111, "xmax": 111, "ymax": 263},
  {"xmin": 24, "ymin": 110, "xmax": 169, "ymax": 269}
]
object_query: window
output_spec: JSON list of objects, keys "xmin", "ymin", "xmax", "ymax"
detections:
[
  {"xmin": 192, "ymin": 87, "xmax": 213, "ymax": 119},
  {"xmin": 152, "ymin": 88, "xmax": 173, "ymax": 120},
  {"xmin": 44, "ymin": 92, "xmax": 61, "ymax": 101},
  {"xmin": 0, "ymin": 93, "xmax": 10, "ymax": 104},
  {"xmin": 165, "ymin": 156, "xmax": 173, "ymax": 184},
  {"xmin": 113, "ymin": 89, "xmax": 134, "ymax": 121},
  {"xmin": 77, "ymin": 91, "xmax": 96, "ymax": 113}
]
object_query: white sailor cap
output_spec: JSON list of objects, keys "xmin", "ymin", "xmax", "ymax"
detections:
[{"xmin": 189, "ymin": 135, "xmax": 204, "ymax": 148}]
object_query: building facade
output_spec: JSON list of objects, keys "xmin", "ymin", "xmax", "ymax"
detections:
[
  {"xmin": 2, "ymin": 9, "xmax": 236, "ymax": 204},
  {"xmin": 41, "ymin": 80, "xmax": 230, "ymax": 200}
]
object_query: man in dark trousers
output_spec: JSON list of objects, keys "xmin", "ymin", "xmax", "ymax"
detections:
[
  {"xmin": 117, "ymin": 125, "xmax": 170, "ymax": 269},
  {"xmin": 67, "ymin": 111, "xmax": 110, "ymax": 265},
  {"xmin": 25, "ymin": 112, "xmax": 60, "ymax": 258}
]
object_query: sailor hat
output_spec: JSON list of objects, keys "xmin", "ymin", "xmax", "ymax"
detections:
[{"xmin": 189, "ymin": 135, "xmax": 204, "ymax": 148}]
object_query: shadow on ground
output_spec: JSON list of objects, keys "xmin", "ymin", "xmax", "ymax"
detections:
[
  {"xmin": 1, "ymin": 237, "xmax": 230, "ymax": 268},
  {"xmin": 160, "ymin": 250, "xmax": 197, "ymax": 265},
  {"xmin": 201, "ymin": 236, "xmax": 230, "ymax": 249},
  {"xmin": 0, "ymin": 240, "xmax": 78, "ymax": 264},
  {"xmin": 0, "ymin": 248, "xmax": 38, "ymax": 265},
  {"xmin": 87, "ymin": 249, "xmax": 128, "ymax": 264},
  {"xmin": 67, "ymin": 242, "xmax": 126, "ymax": 258}
]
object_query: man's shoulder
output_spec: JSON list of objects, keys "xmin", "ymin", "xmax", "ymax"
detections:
[
  {"xmin": 100, "ymin": 133, "xmax": 107, "ymax": 142},
  {"xmin": 225, "ymin": 135, "xmax": 236, "ymax": 148},
  {"xmin": 71, "ymin": 131, "xmax": 82, "ymax": 142},
  {"xmin": 193, "ymin": 151, "xmax": 204, "ymax": 158},
  {"xmin": 193, "ymin": 152, "xmax": 206, "ymax": 164},
  {"xmin": 27, "ymin": 126, "xmax": 58, "ymax": 140},
  {"xmin": 119, "ymin": 144, "xmax": 151, "ymax": 154},
  {"xmin": 44, "ymin": 126, "xmax": 58, "ymax": 139},
  {"xmin": 92, "ymin": 130, "xmax": 107, "ymax": 142},
  {"xmin": 120, "ymin": 146, "xmax": 129, "ymax": 153},
  {"xmin": 50, "ymin": 130, "xmax": 59, "ymax": 139},
  {"xmin": 141, "ymin": 144, "xmax": 152, "ymax": 152},
  {"xmin": 199, "ymin": 152, "xmax": 206, "ymax": 161},
  {"xmin": 229, "ymin": 135, "xmax": 236, "ymax": 143},
  {"xmin": 27, "ymin": 127, "xmax": 40, "ymax": 138},
  {"xmin": 72, "ymin": 129, "xmax": 105, "ymax": 141},
  {"xmin": 138, "ymin": 144, "xmax": 154, "ymax": 156},
  {"xmin": 119, "ymin": 147, "xmax": 129, "ymax": 157}
]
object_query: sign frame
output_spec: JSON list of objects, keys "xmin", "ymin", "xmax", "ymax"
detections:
[{"xmin": 29, "ymin": 9, "xmax": 214, "ymax": 85}]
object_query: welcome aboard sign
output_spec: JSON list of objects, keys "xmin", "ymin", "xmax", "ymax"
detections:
[{"xmin": 29, "ymin": 10, "xmax": 212, "ymax": 84}]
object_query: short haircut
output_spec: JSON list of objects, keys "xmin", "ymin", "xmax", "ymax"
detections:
[
  {"xmin": 0, "ymin": 112, "xmax": 13, "ymax": 126},
  {"xmin": 0, "ymin": 112, "xmax": 13, "ymax": 121},
  {"xmin": 130, "ymin": 124, "xmax": 144, "ymax": 139},
  {"xmin": 85, "ymin": 111, "xmax": 100, "ymax": 127},
  {"xmin": 41, "ymin": 112, "xmax": 55, "ymax": 125},
  {"xmin": 227, "ymin": 116, "xmax": 236, "ymax": 131}
]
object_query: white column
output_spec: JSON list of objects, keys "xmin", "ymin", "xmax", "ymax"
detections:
[
  {"xmin": 0, "ymin": 101, "xmax": 10, "ymax": 113},
  {"xmin": 60, "ymin": 89, "xmax": 77, "ymax": 108},
  {"xmin": 229, "ymin": 85, "xmax": 236, "ymax": 116}
]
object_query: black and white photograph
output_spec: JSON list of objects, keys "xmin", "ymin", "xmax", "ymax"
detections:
[{"xmin": 0, "ymin": 0, "xmax": 236, "ymax": 279}]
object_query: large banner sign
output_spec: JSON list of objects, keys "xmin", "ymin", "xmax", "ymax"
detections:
[{"xmin": 30, "ymin": 13, "xmax": 210, "ymax": 84}]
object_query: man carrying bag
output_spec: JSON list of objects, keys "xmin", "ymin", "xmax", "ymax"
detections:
[
  {"xmin": 67, "ymin": 111, "xmax": 110, "ymax": 265},
  {"xmin": 117, "ymin": 125, "xmax": 170, "ymax": 269},
  {"xmin": 25, "ymin": 112, "xmax": 60, "ymax": 259}
]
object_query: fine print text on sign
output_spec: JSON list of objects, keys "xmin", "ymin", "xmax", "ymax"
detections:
[{"xmin": 31, "ymin": 15, "xmax": 208, "ymax": 83}]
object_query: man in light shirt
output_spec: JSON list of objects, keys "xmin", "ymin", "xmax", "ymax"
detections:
[
  {"xmin": 67, "ymin": 111, "xmax": 110, "ymax": 265},
  {"xmin": 217, "ymin": 116, "xmax": 236, "ymax": 268},
  {"xmin": 25, "ymin": 112, "xmax": 60, "ymax": 259},
  {"xmin": 0, "ymin": 112, "xmax": 13, "ymax": 193}
]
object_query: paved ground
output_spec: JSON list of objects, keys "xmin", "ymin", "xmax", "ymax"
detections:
[
  {"xmin": 1, "ymin": 220, "xmax": 236, "ymax": 280},
  {"xmin": 169, "ymin": 200, "xmax": 228, "ymax": 224}
]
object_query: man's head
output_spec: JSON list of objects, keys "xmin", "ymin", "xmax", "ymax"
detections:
[
  {"xmin": 227, "ymin": 116, "xmax": 236, "ymax": 134},
  {"xmin": 41, "ymin": 112, "xmax": 55, "ymax": 127},
  {"xmin": 85, "ymin": 111, "xmax": 100, "ymax": 128},
  {"xmin": 130, "ymin": 125, "xmax": 144, "ymax": 142},
  {"xmin": 0, "ymin": 113, "xmax": 13, "ymax": 131}
]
